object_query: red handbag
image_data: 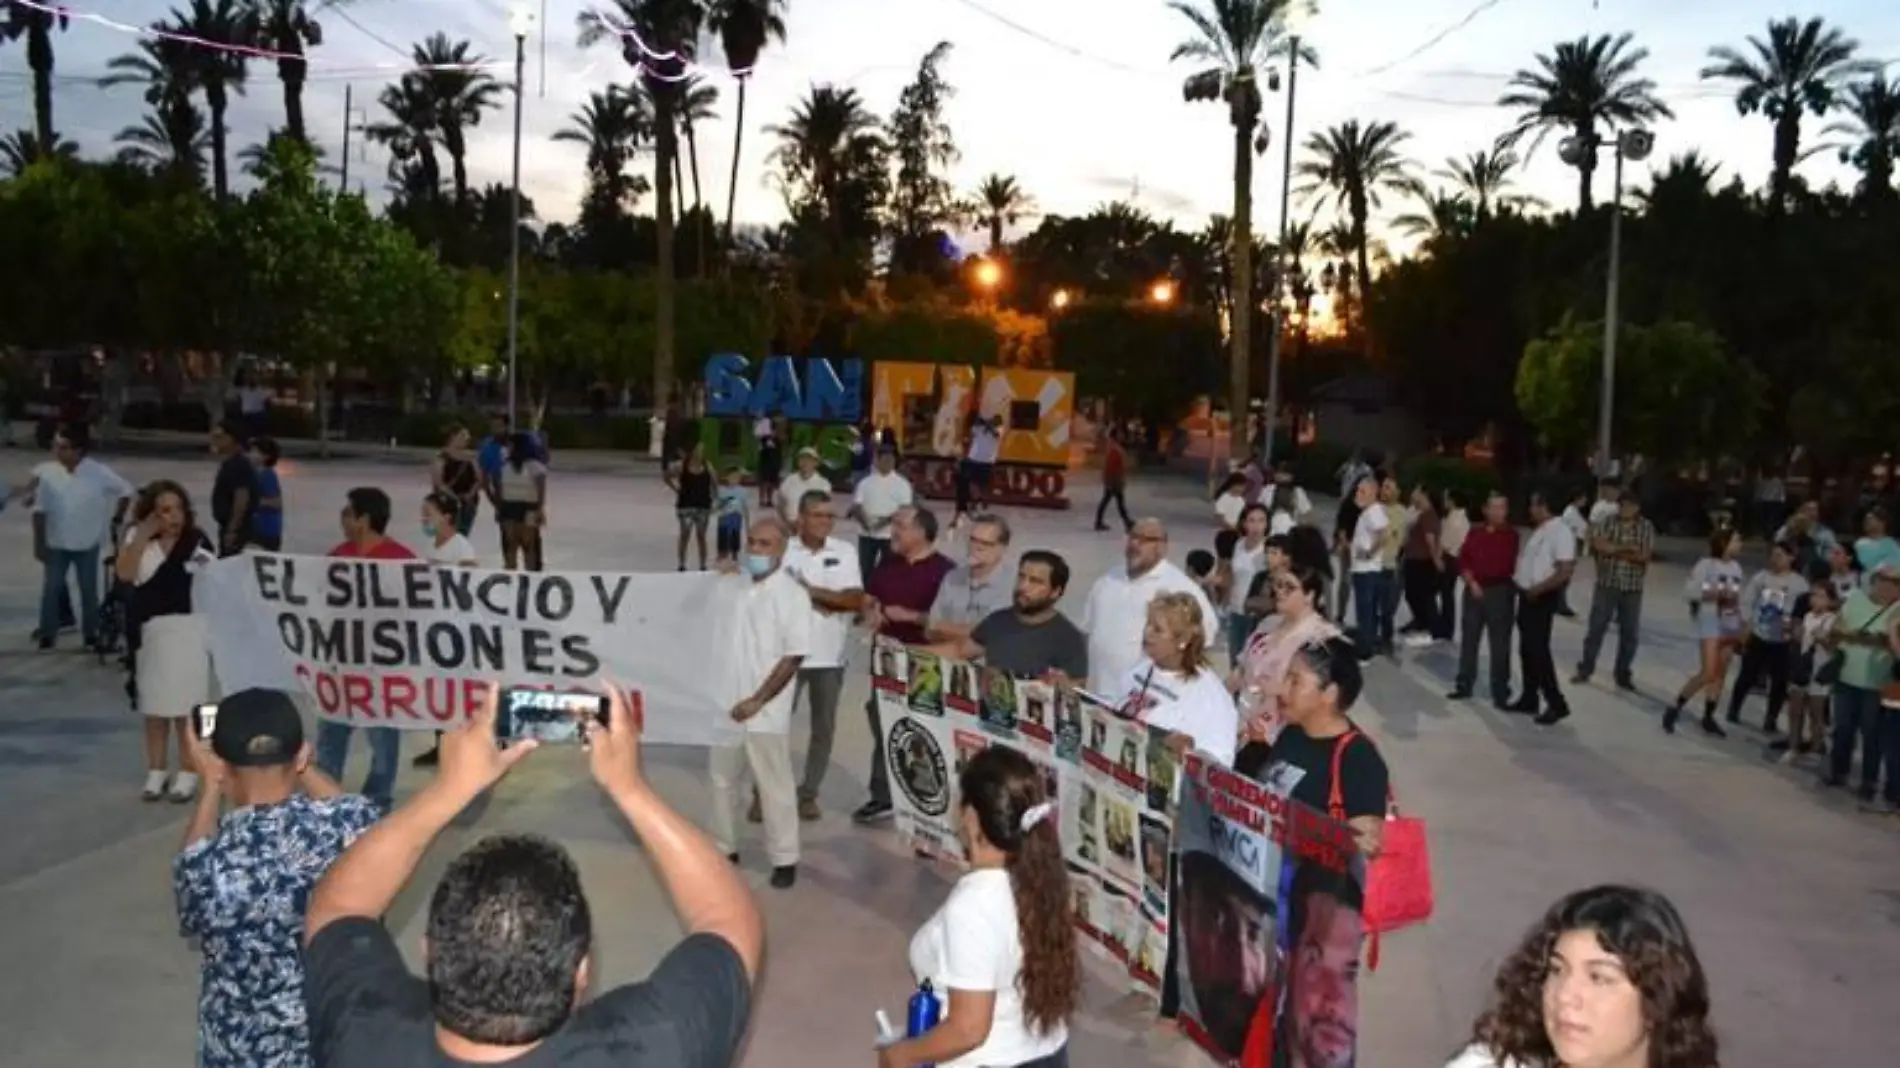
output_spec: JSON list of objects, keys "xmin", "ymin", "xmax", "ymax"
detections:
[{"xmin": 1327, "ymin": 731, "xmax": 1435, "ymax": 970}]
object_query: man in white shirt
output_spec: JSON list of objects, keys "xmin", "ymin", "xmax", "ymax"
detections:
[
  {"xmin": 1081, "ymin": 517, "xmax": 1220, "ymax": 696},
  {"xmin": 1262, "ymin": 463, "xmax": 1313, "ymax": 523},
  {"xmin": 955, "ymin": 414, "xmax": 1002, "ymax": 523},
  {"xmin": 27, "ymin": 425, "xmax": 133, "ymax": 650},
  {"xmin": 709, "ymin": 517, "xmax": 811, "ymax": 890},
  {"xmin": 1345, "ymin": 475, "xmax": 1390, "ymax": 658},
  {"xmin": 850, "ymin": 444, "xmax": 913, "ymax": 586},
  {"xmin": 1510, "ymin": 491, "xmax": 1578, "ymax": 726},
  {"xmin": 769, "ymin": 490, "xmax": 863, "ymax": 822},
  {"xmin": 774, "ymin": 446, "xmax": 831, "ymax": 525}
]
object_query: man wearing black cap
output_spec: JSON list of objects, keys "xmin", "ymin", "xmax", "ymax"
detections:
[{"xmin": 174, "ymin": 689, "xmax": 381, "ymax": 1068}]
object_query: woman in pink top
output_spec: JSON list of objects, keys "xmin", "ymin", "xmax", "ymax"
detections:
[{"xmin": 1230, "ymin": 564, "xmax": 1341, "ymax": 777}]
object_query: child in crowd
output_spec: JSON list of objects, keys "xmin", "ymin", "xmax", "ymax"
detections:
[
  {"xmin": 1781, "ymin": 582, "xmax": 1839, "ymax": 763},
  {"xmin": 714, "ymin": 466, "xmax": 749, "ymax": 565},
  {"xmin": 1186, "ymin": 548, "xmax": 1219, "ymax": 604}
]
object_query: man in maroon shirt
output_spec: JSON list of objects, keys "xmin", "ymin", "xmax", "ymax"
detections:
[
  {"xmin": 315, "ymin": 488, "xmax": 417, "ymax": 810},
  {"xmin": 1450, "ymin": 490, "xmax": 1520, "ymax": 709},
  {"xmin": 853, "ymin": 504, "xmax": 954, "ymax": 825}
]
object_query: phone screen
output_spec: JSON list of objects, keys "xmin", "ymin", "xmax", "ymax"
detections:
[
  {"xmin": 496, "ymin": 688, "xmax": 610, "ymax": 745},
  {"xmin": 191, "ymin": 702, "xmax": 219, "ymax": 742}
]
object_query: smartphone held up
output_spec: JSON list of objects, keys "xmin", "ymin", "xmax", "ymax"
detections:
[{"xmin": 495, "ymin": 687, "xmax": 611, "ymax": 746}]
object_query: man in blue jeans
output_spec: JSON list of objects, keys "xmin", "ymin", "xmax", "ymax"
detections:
[
  {"xmin": 27, "ymin": 424, "xmax": 133, "ymax": 650},
  {"xmin": 315, "ymin": 488, "xmax": 416, "ymax": 810},
  {"xmin": 1827, "ymin": 564, "xmax": 1900, "ymax": 808}
]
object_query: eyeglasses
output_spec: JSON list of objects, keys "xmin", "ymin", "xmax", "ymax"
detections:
[
  {"xmin": 1127, "ymin": 533, "xmax": 1165, "ymax": 545},
  {"xmin": 969, "ymin": 536, "xmax": 1003, "ymax": 549},
  {"xmin": 1272, "ymin": 580, "xmax": 1301, "ymax": 594}
]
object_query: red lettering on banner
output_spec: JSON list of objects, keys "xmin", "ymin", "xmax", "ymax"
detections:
[
  {"xmin": 1210, "ymin": 789, "xmax": 1267, "ymax": 834},
  {"xmin": 897, "ymin": 457, "xmax": 1070, "ymax": 509},
  {"xmin": 342, "ymin": 674, "xmax": 375, "ymax": 721},
  {"xmin": 383, "ymin": 675, "xmax": 420, "ymax": 721},
  {"xmin": 294, "ymin": 664, "xmax": 643, "ymax": 731}
]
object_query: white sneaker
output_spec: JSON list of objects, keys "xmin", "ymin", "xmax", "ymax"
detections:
[
  {"xmin": 168, "ymin": 771, "xmax": 199, "ymax": 803},
  {"xmin": 142, "ymin": 770, "xmax": 168, "ymax": 801}
]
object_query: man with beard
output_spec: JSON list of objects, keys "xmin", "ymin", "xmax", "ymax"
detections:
[
  {"xmin": 1271, "ymin": 864, "xmax": 1364, "ymax": 1068},
  {"xmin": 931, "ymin": 550, "xmax": 1088, "ymax": 683},
  {"xmin": 1174, "ymin": 848, "xmax": 1277, "ymax": 1060}
]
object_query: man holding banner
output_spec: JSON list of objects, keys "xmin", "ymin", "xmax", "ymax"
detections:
[
  {"xmin": 708, "ymin": 518, "xmax": 811, "ymax": 889},
  {"xmin": 313, "ymin": 488, "xmax": 416, "ymax": 811}
]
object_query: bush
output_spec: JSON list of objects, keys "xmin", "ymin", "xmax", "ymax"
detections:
[
  {"xmin": 538, "ymin": 412, "xmax": 650, "ymax": 453},
  {"xmin": 1289, "ymin": 441, "xmax": 1354, "ymax": 496},
  {"xmin": 393, "ymin": 409, "xmax": 489, "ymax": 447},
  {"xmin": 1398, "ymin": 455, "xmax": 1500, "ymax": 513}
]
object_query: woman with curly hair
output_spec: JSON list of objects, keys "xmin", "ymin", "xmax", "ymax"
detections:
[
  {"xmin": 117, "ymin": 480, "xmax": 216, "ymax": 801},
  {"xmin": 1446, "ymin": 884, "xmax": 1719, "ymax": 1068},
  {"xmin": 887, "ymin": 745, "xmax": 1077, "ymax": 1068},
  {"xmin": 1112, "ymin": 591, "xmax": 1240, "ymax": 767}
]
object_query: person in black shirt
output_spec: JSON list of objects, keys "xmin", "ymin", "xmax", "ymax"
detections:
[
  {"xmin": 1332, "ymin": 490, "xmax": 1363, "ymax": 621},
  {"xmin": 935, "ymin": 550, "xmax": 1090, "ymax": 681},
  {"xmin": 1256, "ymin": 635, "xmax": 1390, "ymax": 857},
  {"xmin": 209, "ymin": 420, "xmax": 256, "ymax": 557},
  {"xmin": 301, "ymin": 686, "xmax": 761, "ymax": 1068}
]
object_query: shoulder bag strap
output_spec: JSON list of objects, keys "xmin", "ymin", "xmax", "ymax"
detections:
[{"xmin": 1326, "ymin": 729, "xmax": 1359, "ymax": 821}]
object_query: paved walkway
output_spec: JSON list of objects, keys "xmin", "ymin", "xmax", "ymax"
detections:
[{"xmin": 0, "ymin": 452, "xmax": 1893, "ymax": 1067}]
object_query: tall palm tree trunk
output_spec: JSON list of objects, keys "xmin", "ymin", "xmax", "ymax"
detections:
[
  {"xmin": 989, "ymin": 213, "xmax": 1003, "ymax": 251},
  {"xmin": 280, "ymin": 56, "xmax": 306, "ymax": 143},
  {"xmin": 653, "ymin": 94, "xmax": 679, "ymax": 413},
  {"xmin": 1770, "ymin": 115, "xmax": 1799, "ymax": 212},
  {"xmin": 1229, "ymin": 116, "xmax": 1253, "ymax": 466},
  {"xmin": 29, "ymin": 26, "xmax": 55, "ymax": 149},
  {"xmin": 209, "ymin": 88, "xmax": 230, "ymax": 198},
  {"xmin": 685, "ymin": 121, "xmax": 707, "ymax": 273},
  {"xmin": 1576, "ymin": 149, "xmax": 1595, "ymax": 212},
  {"xmin": 724, "ymin": 79, "xmax": 748, "ymax": 248},
  {"xmin": 672, "ymin": 148, "xmax": 687, "ymax": 223}
]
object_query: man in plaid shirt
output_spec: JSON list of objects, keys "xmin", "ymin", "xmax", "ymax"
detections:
[{"xmin": 1573, "ymin": 490, "xmax": 1656, "ymax": 690}]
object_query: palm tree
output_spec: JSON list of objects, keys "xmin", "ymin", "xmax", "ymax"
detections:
[
  {"xmin": 1701, "ymin": 18, "xmax": 1865, "ymax": 212},
  {"xmin": 1498, "ymin": 33, "xmax": 1673, "ymax": 212},
  {"xmin": 1, "ymin": 1, "xmax": 69, "ymax": 150},
  {"xmin": 1436, "ymin": 148, "xmax": 1541, "ymax": 218},
  {"xmin": 115, "ymin": 95, "xmax": 210, "ymax": 183},
  {"xmin": 765, "ymin": 84, "xmax": 884, "ymax": 229},
  {"xmin": 410, "ymin": 33, "xmax": 503, "ymax": 210},
  {"xmin": 367, "ymin": 75, "xmax": 442, "ymax": 201},
  {"xmin": 1294, "ymin": 119, "xmax": 1414, "ymax": 297},
  {"xmin": 578, "ymin": 0, "xmax": 705, "ymax": 414},
  {"xmin": 243, "ymin": 1, "xmax": 329, "ymax": 144},
  {"xmin": 172, "ymin": 0, "xmax": 254, "ymax": 199},
  {"xmin": 1635, "ymin": 151, "xmax": 1721, "ymax": 211},
  {"xmin": 972, "ymin": 173, "xmax": 1036, "ymax": 250},
  {"xmin": 1167, "ymin": 0, "xmax": 1317, "ymax": 464},
  {"xmin": 1826, "ymin": 73, "xmax": 1900, "ymax": 202},
  {"xmin": 670, "ymin": 74, "xmax": 720, "ymax": 219},
  {"xmin": 1391, "ymin": 189, "xmax": 1474, "ymax": 246},
  {"xmin": 552, "ymin": 85, "xmax": 654, "ymax": 210},
  {"xmin": 707, "ymin": 0, "xmax": 787, "ymax": 245},
  {"xmin": 239, "ymin": 128, "xmax": 331, "ymax": 177},
  {"xmin": 0, "ymin": 128, "xmax": 77, "ymax": 176}
]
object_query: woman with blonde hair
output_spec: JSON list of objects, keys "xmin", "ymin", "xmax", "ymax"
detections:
[
  {"xmin": 118, "ymin": 480, "xmax": 215, "ymax": 801},
  {"xmin": 1108, "ymin": 591, "xmax": 1239, "ymax": 767},
  {"xmin": 1231, "ymin": 564, "xmax": 1342, "ymax": 776}
]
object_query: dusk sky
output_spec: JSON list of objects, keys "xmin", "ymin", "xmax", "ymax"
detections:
[{"xmin": 6, "ymin": 0, "xmax": 1898, "ymax": 241}]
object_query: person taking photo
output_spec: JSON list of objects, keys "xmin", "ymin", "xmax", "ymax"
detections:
[{"xmin": 301, "ymin": 685, "xmax": 762, "ymax": 1067}]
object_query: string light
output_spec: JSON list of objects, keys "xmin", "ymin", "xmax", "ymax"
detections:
[{"xmin": 9, "ymin": 0, "xmax": 508, "ymax": 75}]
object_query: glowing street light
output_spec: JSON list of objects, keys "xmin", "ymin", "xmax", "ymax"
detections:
[
  {"xmin": 1149, "ymin": 279, "xmax": 1176, "ymax": 306},
  {"xmin": 971, "ymin": 258, "xmax": 1004, "ymax": 291},
  {"xmin": 1049, "ymin": 288, "xmax": 1072, "ymax": 311}
]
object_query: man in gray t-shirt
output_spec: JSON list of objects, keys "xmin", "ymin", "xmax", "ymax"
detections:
[
  {"xmin": 927, "ymin": 514, "xmax": 1014, "ymax": 643},
  {"xmin": 945, "ymin": 550, "xmax": 1089, "ymax": 681}
]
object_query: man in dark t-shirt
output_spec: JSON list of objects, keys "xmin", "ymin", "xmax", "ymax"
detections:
[
  {"xmin": 302, "ymin": 687, "xmax": 760, "ymax": 1068},
  {"xmin": 943, "ymin": 550, "xmax": 1089, "ymax": 682},
  {"xmin": 210, "ymin": 420, "xmax": 257, "ymax": 556},
  {"xmin": 855, "ymin": 504, "xmax": 954, "ymax": 825}
]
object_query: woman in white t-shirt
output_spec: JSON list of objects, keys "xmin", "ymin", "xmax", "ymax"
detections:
[
  {"xmin": 1116, "ymin": 591, "xmax": 1240, "ymax": 767},
  {"xmin": 496, "ymin": 432, "xmax": 548, "ymax": 571},
  {"xmin": 894, "ymin": 746, "xmax": 1075, "ymax": 1068},
  {"xmin": 1223, "ymin": 503, "xmax": 1272, "ymax": 662},
  {"xmin": 412, "ymin": 492, "xmax": 480, "ymax": 768},
  {"xmin": 1212, "ymin": 473, "xmax": 1248, "ymax": 532}
]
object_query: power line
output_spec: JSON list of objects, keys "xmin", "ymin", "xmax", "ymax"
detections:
[
  {"xmin": 328, "ymin": 7, "xmax": 414, "ymax": 61},
  {"xmin": 939, "ymin": 0, "xmax": 1165, "ymax": 78},
  {"xmin": 1355, "ymin": 0, "xmax": 1513, "ymax": 77}
]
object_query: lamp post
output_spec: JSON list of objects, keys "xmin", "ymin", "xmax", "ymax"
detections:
[
  {"xmin": 505, "ymin": 4, "xmax": 534, "ymax": 429},
  {"xmin": 1149, "ymin": 279, "xmax": 1177, "ymax": 306},
  {"xmin": 1561, "ymin": 126, "xmax": 1654, "ymax": 481},
  {"xmin": 1261, "ymin": 0, "xmax": 1314, "ymax": 470}
]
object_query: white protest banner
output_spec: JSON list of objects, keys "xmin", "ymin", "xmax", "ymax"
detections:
[
  {"xmin": 871, "ymin": 638, "xmax": 1177, "ymax": 997},
  {"xmin": 194, "ymin": 553, "xmax": 746, "ymax": 746}
]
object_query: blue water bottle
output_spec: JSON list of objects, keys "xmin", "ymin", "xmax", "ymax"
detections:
[{"xmin": 907, "ymin": 979, "xmax": 943, "ymax": 1064}]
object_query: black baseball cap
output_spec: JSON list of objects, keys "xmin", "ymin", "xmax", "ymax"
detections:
[{"xmin": 211, "ymin": 689, "xmax": 306, "ymax": 767}]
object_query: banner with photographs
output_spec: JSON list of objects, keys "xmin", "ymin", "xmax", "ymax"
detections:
[
  {"xmin": 871, "ymin": 639, "xmax": 1181, "ymax": 996},
  {"xmin": 1171, "ymin": 752, "xmax": 1368, "ymax": 1068}
]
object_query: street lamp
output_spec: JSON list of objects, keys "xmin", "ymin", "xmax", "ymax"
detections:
[
  {"xmin": 1560, "ymin": 126, "xmax": 1654, "ymax": 480},
  {"xmin": 971, "ymin": 257, "xmax": 1004, "ymax": 292},
  {"xmin": 505, "ymin": 3, "xmax": 534, "ymax": 429},
  {"xmin": 1261, "ymin": 0, "xmax": 1316, "ymax": 470},
  {"xmin": 1149, "ymin": 279, "xmax": 1176, "ymax": 306},
  {"xmin": 1049, "ymin": 288, "xmax": 1072, "ymax": 311}
]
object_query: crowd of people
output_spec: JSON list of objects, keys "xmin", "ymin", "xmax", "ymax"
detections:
[{"xmin": 3, "ymin": 415, "xmax": 1784, "ymax": 1068}]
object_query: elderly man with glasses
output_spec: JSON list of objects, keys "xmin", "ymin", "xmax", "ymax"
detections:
[{"xmin": 1081, "ymin": 517, "xmax": 1220, "ymax": 697}]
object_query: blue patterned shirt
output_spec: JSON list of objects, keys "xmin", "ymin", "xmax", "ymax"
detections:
[{"xmin": 173, "ymin": 793, "xmax": 381, "ymax": 1068}]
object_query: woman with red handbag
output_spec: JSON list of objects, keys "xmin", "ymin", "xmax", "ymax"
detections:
[{"xmin": 1253, "ymin": 635, "xmax": 1389, "ymax": 857}]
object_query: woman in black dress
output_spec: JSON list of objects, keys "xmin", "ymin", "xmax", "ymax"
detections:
[
  {"xmin": 432, "ymin": 424, "xmax": 483, "ymax": 535},
  {"xmin": 666, "ymin": 442, "xmax": 715, "ymax": 570}
]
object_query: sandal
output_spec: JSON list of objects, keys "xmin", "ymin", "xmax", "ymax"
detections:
[
  {"xmin": 168, "ymin": 772, "xmax": 200, "ymax": 803},
  {"xmin": 142, "ymin": 770, "xmax": 169, "ymax": 802}
]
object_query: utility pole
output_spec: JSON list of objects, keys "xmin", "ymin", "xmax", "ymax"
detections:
[
  {"xmin": 340, "ymin": 84, "xmax": 352, "ymax": 191},
  {"xmin": 506, "ymin": 8, "xmax": 532, "ymax": 428},
  {"xmin": 1262, "ymin": 30, "xmax": 1301, "ymax": 469}
]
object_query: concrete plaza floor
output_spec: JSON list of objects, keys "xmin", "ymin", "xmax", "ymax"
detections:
[{"xmin": 0, "ymin": 450, "xmax": 1895, "ymax": 1067}]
